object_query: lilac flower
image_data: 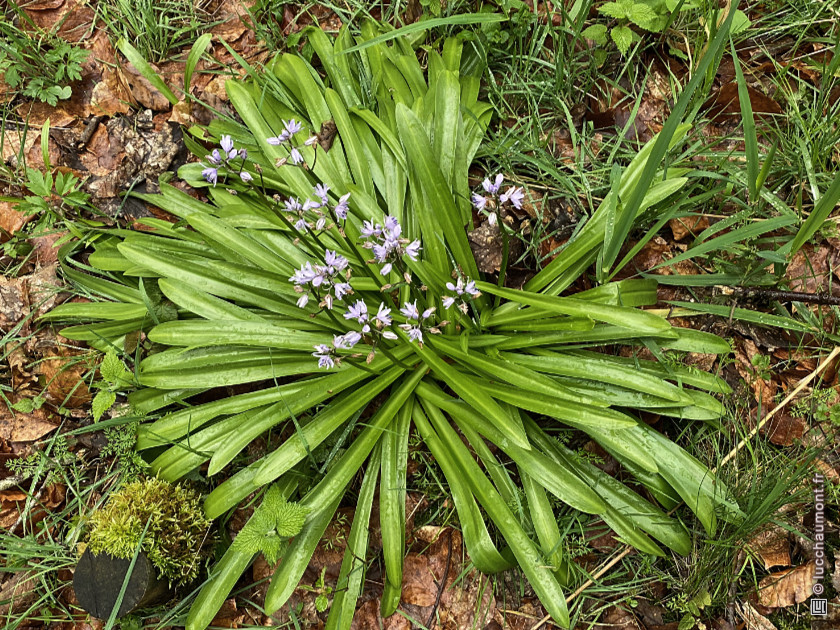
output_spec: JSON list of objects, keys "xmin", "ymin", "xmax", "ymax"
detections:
[
  {"xmin": 314, "ymin": 183, "xmax": 330, "ymax": 205},
  {"xmin": 345, "ymin": 300, "xmax": 368, "ymax": 324},
  {"xmin": 238, "ymin": 148, "xmax": 248, "ymax": 160},
  {"xmin": 334, "ymin": 193, "xmax": 350, "ymax": 220},
  {"xmin": 240, "ymin": 171, "xmax": 253, "ymax": 182},
  {"xmin": 283, "ymin": 119, "xmax": 302, "ymax": 138},
  {"xmin": 334, "ymin": 282, "xmax": 351, "ymax": 300},
  {"xmin": 405, "ymin": 240, "xmax": 421, "ymax": 261},
  {"xmin": 483, "ymin": 174, "xmax": 504, "ymax": 195},
  {"xmin": 401, "ymin": 301, "xmax": 420, "ymax": 321},
  {"xmin": 446, "ymin": 278, "xmax": 465, "ymax": 295},
  {"xmin": 285, "ymin": 197, "xmax": 302, "ymax": 213},
  {"xmin": 267, "ymin": 136, "xmax": 283, "ymax": 146},
  {"xmin": 305, "ymin": 135, "xmax": 319, "ymax": 146},
  {"xmin": 472, "ymin": 193, "xmax": 487, "ymax": 211},
  {"xmin": 382, "ymin": 330, "xmax": 398, "ymax": 340},
  {"xmin": 296, "ymin": 294, "xmax": 310, "ymax": 308},
  {"xmin": 315, "ymin": 216, "xmax": 326, "ymax": 231},
  {"xmin": 310, "ymin": 267, "xmax": 327, "ymax": 287},
  {"xmin": 421, "ymin": 307, "xmax": 435, "ymax": 320},
  {"xmin": 290, "ymin": 147, "xmax": 304, "ymax": 165},
  {"xmin": 384, "ymin": 215, "xmax": 400, "ymax": 234},
  {"xmin": 313, "ymin": 344, "xmax": 335, "ymax": 369},
  {"xmin": 295, "ymin": 218, "xmax": 308, "ymax": 232},
  {"xmin": 341, "ymin": 331, "xmax": 362, "ymax": 348},
  {"xmin": 488, "ymin": 212, "xmax": 498, "ymax": 226},
  {"xmin": 407, "ymin": 327, "xmax": 423, "ymax": 343},
  {"xmin": 372, "ymin": 243, "xmax": 390, "ymax": 263},
  {"xmin": 443, "ymin": 276, "xmax": 480, "ymax": 309},
  {"xmin": 207, "ymin": 149, "xmax": 221, "ymax": 165},
  {"xmin": 324, "ymin": 250, "xmax": 349, "ymax": 273},
  {"xmin": 202, "ymin": 167, "xmax": 218, "ymax": 186},
  {"xmin": 374, "ymin": 303, "xmax": 392, "ymax": 327},
  {"xmin": 361, "ymin": 221, "xmax": 381, "ymax": 238},
  {"xmin": 290, "ymin": 262, "xmax": 316, "ymax": 285},
  {"xmin": 302, "ymin": 198, "xmax": 321, "ymax": 212},
  {"xmin": 220, "ymin": 135, "xmax": 235, "ymax": 154},
  {"xmin": 500, "ymin": 186, "xmax": 525, "ymax": 209}
]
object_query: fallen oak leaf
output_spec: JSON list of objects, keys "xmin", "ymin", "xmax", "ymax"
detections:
[{"xmin": 755, "ymin": 561, "xmax": 815, "ymax": 608}]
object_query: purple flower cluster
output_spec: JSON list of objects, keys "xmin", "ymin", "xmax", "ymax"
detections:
[
  {"xmin": 202, "ymin": 135, "xmax": 252, "ymax": 186},
  {"xmin": 283, "ymin": 184, "xmax": 352, "ymax": 233},
  {"xmin": 343, "ymin": 300, "xmax": 398, "ymax": 340},
  {"xmin": 267, "ymin": 119, "xmax": 318, "ymax": 167},
  {"xmin": 360, "ymin": 216, "xmax": 421, "ymax": 275},
  {"xmin": 397, "ymin": 300, "xmax": 436, "ymax": 345},
  {"xmin": 290, "ymin": 250, "xmax": 351, "ymax": 309},
  {"xmin": 442, "ymin": 277, "xmax": 481, "ymax": 314},
  {"xmin": 471, "ymin": 174, "xmax": 525, "ymax": 226}
]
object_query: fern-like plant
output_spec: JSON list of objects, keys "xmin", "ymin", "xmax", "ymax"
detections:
[{"xmin": 46, "ymin": 19, "xmax": 744, "ymax": 630}]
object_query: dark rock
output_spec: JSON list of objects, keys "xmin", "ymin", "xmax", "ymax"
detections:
[{"xmin": 74, "ymin": 548, "xmax": 168, "ymax": 619}]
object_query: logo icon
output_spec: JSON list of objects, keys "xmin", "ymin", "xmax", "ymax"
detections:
[{"xmin": 811, "ymin": 598, "xmax": 827, "ymax": 616}]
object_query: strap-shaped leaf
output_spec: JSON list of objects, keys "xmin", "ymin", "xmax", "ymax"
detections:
[
  {"xmin": 396, "ymin": 103, "xmax": 479, "ymax": 278},
  {"xmin": 409, "ymin": 339, "xmax": 530, "ymax": 449},
  {"xmin": 476, "ymin": 281, "xmax": 671, "ymax": 334},
  {"xmin": 379, "ymin": 402, "xmax": 411, "ymax": 616},
  {"xmin": 413, "ymin": 401, "xmax": 515, "ymax": 573},
  {"xmin": 420, "ymin": 397, "xmax": 570, "ymax": 627},
  {"xmin": 325, "ymin": 446, "xmax": 380, "ymax": 630}
]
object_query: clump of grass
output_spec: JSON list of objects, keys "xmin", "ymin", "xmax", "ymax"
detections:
[
  {"xmin": 86, "ymin": 477, "xmax": 212, "ymax": 586},
  {"xmin": 95, "ymin": 0, "xmax": 217, "ymax": 63}
]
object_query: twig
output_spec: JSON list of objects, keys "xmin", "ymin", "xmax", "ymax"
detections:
[
  {"xmin": 528, "ymin": 546, "xmax": 635, "ymax": 630},
  {"xmin": 0, "ymin": 475, "xmax": 25, "ymax": 492},
  {"xmin": 715, "ymin": 345, "xmax": 840, "ymax": 471},
  {"xmin": 723, "ymin": 287, "xmax": 840, "ymax": 307},
  {"xmin": 426, "ymin": 528, "xmax": 453, "ymax": 629},
  {"xmin": 77, "ymin": 115, "xmax": 103, "ymax": 150}
]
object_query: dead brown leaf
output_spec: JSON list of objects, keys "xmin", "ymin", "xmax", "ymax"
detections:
[
  {"xmin": 704, "ymin": 82, "xmax": 783, "ymax": 120},
  {"xmin": 0, "ymin": 126, "xmax": 61, "ymax": 170},
  {"xmin": 786, "ymin": 243, "xmax": 837, "ymax": 295},
  {"xmin": 353, "ymin": 599, "xmax": 411, "ymax": 630},
  {"xmin": 592, "ymin": 605, "xmax": 642, "ymax": 630},
  {"xmin": 39, "ymin": 354, "xmax": 92, "ymax": 409},
  {"xmin": 0, "ymin": 570, "xmax": 40, "ymax": 617},
  {"xmin": 0, "ymin": 201, "xmax": 32, "ymax": 237},
  {"xmin": 761, "ymin": 412, "xmax": 806, "ymax": 447},
  {"xmin": 670, "ymin": 215, "xmax": 710, "ymax": 241},
  {"xmin": 23, "ymin": 0, "xmax": 94, "ymax": 41},
  {"xmin": 748, "ymin": 526, "xmax": 792, "ymax": 570},
  {"xmin": 78, "ymin": 125, "xmax": 123, "ymax": 176},
  {"xmin": 0, "ymin": 404, "xmax": 57, "ymax": 442},
  {"xmin": 119, "ymin": 61, "xmax": 174, "ymax": 111},
  {"xmin": 401, "ymin": 553, "xmax": 437, "ymax": 606},
  {"xmin": 755, "ymin": 561, "xmax": 815, "ymax": 608},
  {"xmin": 30, "ymin": 231, "xmax": 65, "ymax": 267},
  {"xmin": 740, "ymin": 601, "xmax": 778, "ymax": 630},
  {"xmin": 0, "ymin": 276, "xmax": 29, "ymax": 333},
  {"xmin": 209, "ymin": 598, "xmax": 244, "ymax": 629}
]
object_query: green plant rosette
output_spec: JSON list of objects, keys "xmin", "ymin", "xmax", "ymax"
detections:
[{"xmin": 46, "ymin": 23, "xmax": 743, "ymax": 630}]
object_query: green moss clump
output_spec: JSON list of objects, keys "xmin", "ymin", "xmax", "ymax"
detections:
[{"xmin": 87, "ymin": 477, "xmax": 212, "ymax": 586}]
